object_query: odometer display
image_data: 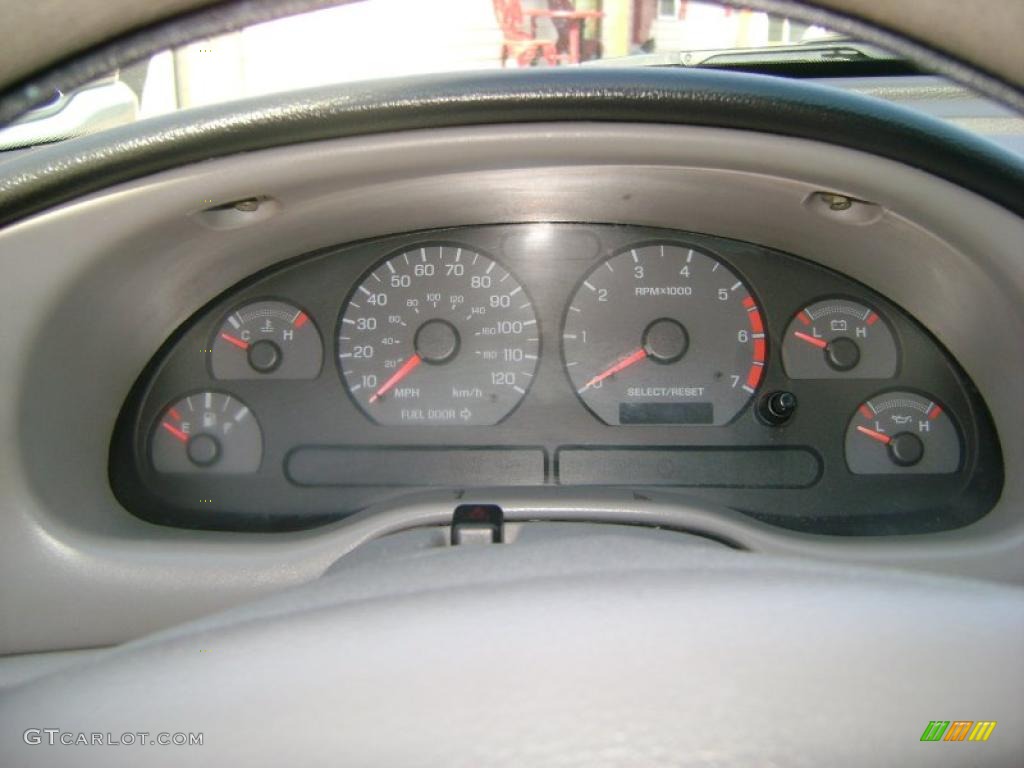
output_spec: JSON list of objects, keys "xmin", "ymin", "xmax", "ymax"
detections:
[
  {"xmin": 339, "ymin": 245, "xmax": 539, "ymax": 425},
  {"xmin": 563, "ymin": 243, "xmax": 765, "ymax": 426}
]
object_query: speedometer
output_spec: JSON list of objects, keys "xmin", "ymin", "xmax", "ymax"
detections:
[
  {"xmin": 338, "ymin": 244, "xmax": 540, "ymax": 426},
  {"xmin": 562, "ymin": 243, "xmax": 765, "ymax": 426}
]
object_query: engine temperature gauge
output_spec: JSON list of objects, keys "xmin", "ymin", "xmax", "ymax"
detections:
[
  {"xmin": 783, "ymin": 298, "xmax": 897, "ymax": 379},
  {"xmin": 212, "ymin": 300, "xmax": 322, "ymax": 379},
  {"xmin": 151, "ymin": 391, "xmax": 262, "ymax": 474},
  {"xmin": 845, "ymin": 391, "xmax": 960, "ymax": 474}
]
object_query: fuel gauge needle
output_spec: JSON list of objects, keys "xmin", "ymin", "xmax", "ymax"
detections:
[
  {"xmin": 369, "ymin": 354, "xmax": 422, "ymax": 403},
  {"xmin": 793, "ymin": 331, "xmax": 828, "ymax": 349},
  {"xmin": 856, "ymin": 425, "xmax": 892, "ymax": 444},
  {"xmin": 161, "ymin": 422, "xmax": 189, "ymax": 442},
  {"xmin": 580, "ymin": 348, "xmax": 648, "ymax": 392}
]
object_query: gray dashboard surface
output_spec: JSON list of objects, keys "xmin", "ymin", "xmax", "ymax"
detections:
[
  {"xmin": 2, "ymin": 526, "xmax": 1022, "ymax": 767},
  {"xmin": 0, "ymin": 124, "xmax": 1022, "ymax": 653},
  {"xmin": 817, "ymin": 75, "xmax": 1024, "ymax": 154}
]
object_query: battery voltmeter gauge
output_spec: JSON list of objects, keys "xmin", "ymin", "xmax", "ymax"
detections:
[{"xmin": 783, "ymin": 298, "xmax": 897, "ymax": 379}]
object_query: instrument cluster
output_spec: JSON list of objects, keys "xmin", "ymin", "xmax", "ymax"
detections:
[{"xmin": 111, "ymin": 224, "xmax": 1002, "ymax": 534}]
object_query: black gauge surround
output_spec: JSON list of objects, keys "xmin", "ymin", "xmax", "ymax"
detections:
[
  {"xmin": 337, "ymin": 244, "xmax": 540, "ymax": 426},
  {"xmin": 563, "ymin": 243, "xmax": 765, "ymax": 426},
  {"xmin": 110, "ymin": 224, "xmax": 1003, "ymax": 535}
]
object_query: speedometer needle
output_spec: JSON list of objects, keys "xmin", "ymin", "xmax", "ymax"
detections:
[
  {"xmin": 369, "ymin": 354, "xmax": 422, "ymax": 403},
  {"xmin": 580, "ymin": 348, "xmax": 648, "ymax": 392},
  {"xmin": 856, "ymin": 425, "xmax": 892, "ymax": 445}
]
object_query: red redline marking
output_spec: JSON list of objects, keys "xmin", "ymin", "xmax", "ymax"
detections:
[
  {"xmin": 742, "ymin": 296, "xmax": 755, "ymax": 309},
  {"xmin": 866, "ymin": 312, "xmax": 879, "ymax": 326},
  {"xmin": 748, "ymin": 310, "xmax": 764, "ymax": 334},
  {"xmin": 219, "ymin": 332, "xmax": 249, "ymax": 350},
  {"xmin": 161, "ymin": 421, "xmax": 189, "ymax": 442},
  {"xmin": 746, "ymin": 365, "xmax": 763, "ymax": 390},
  {"xmin": 169, "ymin": 408, "xmax": 182, "ymax": 421},
  {"xmin": 858, "ymin": 405, "xmax": 874, "ymax": 420},
  {"xmin": 793, "ymin": 331, "xmax": 828, "ymax": 349},
  {"xmin": 928, "ymin": 405, "xmax": 943, "ymax": 421},
  {"xmin": 797, "ymin": 312, "xmax": 811, "ymax": 326},
  {"xmin": 856, "ymin": 425, "xmax": 892, "ymax": 445},
  {"xmin": 293, "ymin": 312, "xmax": 308, "ymax": 328},
  {"xmin": 369, "ymin": 354, "xmax": 422, "ymax": 404},
  {"xmin": 752, "ymin": 339, "xmax": 766, "ymax": 362}
]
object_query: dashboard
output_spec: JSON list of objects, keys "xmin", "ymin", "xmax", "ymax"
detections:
[{"xmin": 111, "ymin": 223, "xmax": 1002, "ymax": 535}]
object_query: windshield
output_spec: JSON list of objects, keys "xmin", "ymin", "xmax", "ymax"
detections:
[
  {"xmin": 137, "ymin": 0, "xmax": 851, "ymax": 111},
  {"xmin": 2, "ymin": 0, "xmax": 1022, "ymax": 155}
]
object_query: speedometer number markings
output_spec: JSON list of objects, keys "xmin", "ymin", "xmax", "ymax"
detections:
[{"xmin": 338, "ymin": 245, "xmax": 539, "ymax": 426}]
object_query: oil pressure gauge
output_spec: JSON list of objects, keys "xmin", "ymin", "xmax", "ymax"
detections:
[
  {"xmin": 212, "ymin": 300, "xmax": 322, "ymax": 379},
  {"xmin": 783, "ymin": 298, "xmax": 897, "ymax": 379},
  {"xmin": 845, "ymin": 391, "xmax": 961, "ymax": 474}
]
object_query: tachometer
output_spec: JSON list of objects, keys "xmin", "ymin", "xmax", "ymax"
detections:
[
  {"xmin": 562, "ymin": 243, "xmax": 765, "ymax": 425},
  {"xmin": 338, "ymin": 244, "xmax": 539, "ymax": 425}
]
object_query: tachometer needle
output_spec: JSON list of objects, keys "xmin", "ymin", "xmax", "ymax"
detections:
[
  {"xmin": 580, "ymin": 348, "xmax": 648, "ymax": 392},
  {"xmin": 369, "ymin": 354, "xmax": 422, "ymax": 403},
  {"xmin": 220, "ymin": 332, "xmax": 250, "ymax": 351},
  {"xmin": 856, "ymin": 425, "xmax": 892, "ymax": 445},
  {"xmin": 793, "ymin": 331, "xmax": 828, "ymax": 349}
]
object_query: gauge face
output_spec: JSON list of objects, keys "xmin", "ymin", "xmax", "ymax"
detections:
[
  {"xmin": 845, "ymin": 391, "xmax": 960, "ymax": 474},
  {"xmin": 563, "ymin": 243, "xmax": 765, "ymax": 426},
  {"xmin": 338, "ymin": 245, "xmax": 540, "ymax": 426},
  {"xmin": 151, "ymin": 392, "xmax": 262, "ymax": 473},
  {"xmin": 211, "ymin": 300, "xmax": 322, "ymax": 379},
  {"xmin": 782, "ymin": 298, "xmax": 897, "ymax": 379}
]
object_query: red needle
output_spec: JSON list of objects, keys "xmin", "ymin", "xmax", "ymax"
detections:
[
  {"xmin": 793, "ymin": 331, "xmax": 828, "ymax": 349},
  {"xmin": 581, "ymin": 348, "xmax": 648, "ymax": 392},
  {"xmin": 369, "ymin": 354, "xmax": 422, "ymax": 403},
  {"xmin": 161, "ymin": 421, "xmax": 189, "ymax": 442},
  {"xmin": 856, "ymin": 425, "xmax": 892, "ymax": 445},
  {"xmin": 220, "ymin": 332, "xmax": 250, "ymax": 351}
]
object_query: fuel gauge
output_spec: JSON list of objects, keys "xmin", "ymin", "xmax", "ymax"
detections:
[
  {"xmin": 845, "ymin": 391, "xmax": 961, "ymax": 474},
  {"xmin": 783, "ymin": 298, "xmax": 897, "ymax": 379},
  {"xmin": 151, "ymin": 391, "xmax": 262, "ymax": 474},
  {"xmin": 212, "ymin": 300, "xmax": 322, "ymax": 379}
]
